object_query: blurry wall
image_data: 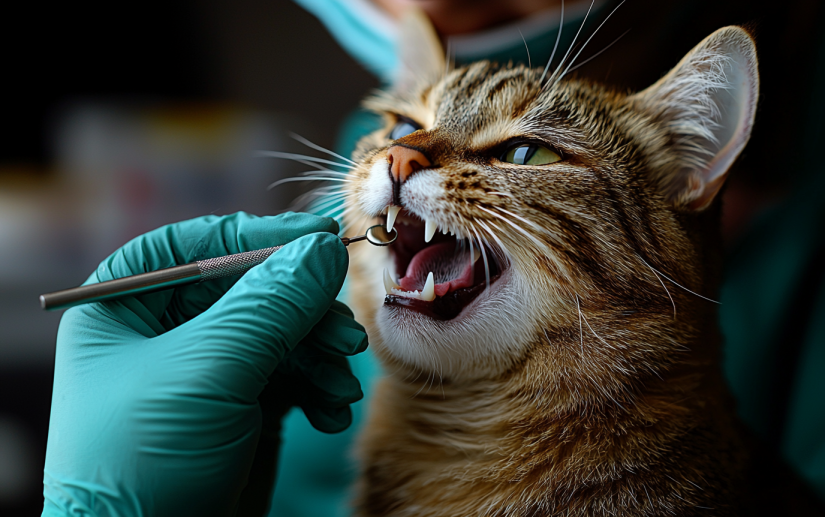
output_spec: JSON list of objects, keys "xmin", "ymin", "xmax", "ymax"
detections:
[{"xmin": 0, "ymin": 1, "xmax": 376, "ymax": 514}]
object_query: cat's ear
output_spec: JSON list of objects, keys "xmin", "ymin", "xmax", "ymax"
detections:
[
  {"xmin": 394, "ymin": 7, "xmax": 446, "ymax": 92},
  {"xmin": 630, "ymin": 26, "xmax": 759, "ymax": 210}
]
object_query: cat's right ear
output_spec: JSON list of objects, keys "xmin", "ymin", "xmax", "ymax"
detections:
[
  {"xmin": 393, "ymin": 8, "xmax": 446, "ymax": 92},
  {"xmin": 630, "ymin": 26, "xmax": 759, "ymax": 211}
]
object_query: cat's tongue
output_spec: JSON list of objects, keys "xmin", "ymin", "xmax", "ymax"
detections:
[{"xmin": 398, "ymin": 242, "xmax": 477, "ymax": 297}]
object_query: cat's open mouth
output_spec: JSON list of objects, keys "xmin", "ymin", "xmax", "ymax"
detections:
[{"xmin": 380, "ymin": 209, "xmax": 503, "ymax": 320}]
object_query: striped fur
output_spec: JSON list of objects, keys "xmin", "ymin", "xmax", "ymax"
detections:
[{"xmin": 343, "ymin": 26, "xmax": 758, "ymax": 516}]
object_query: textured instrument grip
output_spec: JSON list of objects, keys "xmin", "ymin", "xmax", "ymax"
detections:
[{"xmin": 197, "ymin": 245, "xmax": 283, "ymax": 281}]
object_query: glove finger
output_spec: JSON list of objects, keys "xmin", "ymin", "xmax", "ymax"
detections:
[
  {"xmin": 328, "ymin": 300, "xmax": 354, "ymax": 319},
  {"xmin": 95, "ymin": 212, "xmax": 339, "ymax": 279},
  {"xmin": 287, "ymin": 356, "xmax": 363, "ymax": 404},
  {"xmin": 166, "ymin": 212, "xmax": 341, "ymax": 326},
  {"xmin": 233, "ymin": 370, "xmax": 294, "ymax": 517},
  {"xmin": 160, "ymin": 231, "xmax": 348, "ymax": 402},
  {"xmin": 302, "ymin": 302, "xmax": 368, "ymax": 356},
  {"xmin": 301, "ymin": 405, "xmax": 353, "ymax": 434},
  {"xmin": 91, "ymin": 212, "xmax": 339, "ymax": 328},
  {"xmin": 278, "ymin": 343, "xmax": 364, "ymax": 403}
]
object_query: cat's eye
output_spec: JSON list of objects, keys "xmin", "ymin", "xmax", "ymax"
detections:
[
  {"xmin": 502, "ymin": 144, "xmax": 561, "ymax": 166},
  {"xmin": 389, "ymin": 118, "xmax": 422, "ymax": 140}
]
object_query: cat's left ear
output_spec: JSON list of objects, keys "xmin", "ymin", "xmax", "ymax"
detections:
[
  {"xmin": 630, "ymin": 26, "xmax": 759, "ymax": 210},
  {"xmin": 393, "ymin": 7, "xmax": 446, "ymax": 92}
]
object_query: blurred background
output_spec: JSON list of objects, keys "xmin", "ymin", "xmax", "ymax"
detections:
[
  {"xmin": 2, "ymin": 0, "xmax": 824, "ymax": 514},
  {"xmin": 0, "ymin": 1, "xmax": 376, "ymax": 513}
]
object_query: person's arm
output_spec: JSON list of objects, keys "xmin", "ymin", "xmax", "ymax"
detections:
[{"xmin": 42, "ymin": 211, "xmax": 367, "ymax": 517}]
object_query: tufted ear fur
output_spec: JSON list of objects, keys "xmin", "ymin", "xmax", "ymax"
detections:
[
  {"xmin": 631, "ymin": 26, "xmax": 759, "ymax": 210},
  {"xmin": 394, "ymin": 7, "xmax": 445, "ymax": 93}
]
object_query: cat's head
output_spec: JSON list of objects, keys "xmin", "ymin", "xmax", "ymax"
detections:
[{"xmin": 344, "ymin": 11, "xmax": 758, "ymax": 386}]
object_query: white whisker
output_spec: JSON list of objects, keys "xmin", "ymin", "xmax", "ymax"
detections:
[
  {"xmin": 319, "ymin": 205, "xmax": 346, "ymax": 220},
  {"xmin": 320, "ymin": 203, "xmax": 358, "ymax": 220},
  {"xmin": 579, "ymin": 305, "xmax": 616, "ymax": 350},
  {"xmin": 641, "ymin": 259, "xmax": 676, "ymax": 318},
  {"xmin": 497, "ymin": 192, "xmax": 596, "ymax": 223},
  {"xmin": 517, "ymin": 29, "xmax": 531, "ymax": 69},
  {"xmin": 477, "ymin": 206, "xmax": 550, "ymax": 253},
  {"xmin": 468, "ymin": 236, "xmax": 475, "ymax": 271},
  {"xmin": 256, "ymin": 150, "xmax": 354, "ymax": 170},
  {"xmin": 565, "ymin": 29, "xmax": 630, "ymax": 75},
  {"xmin": 540, "ymin": 0, "xmax": 564, "ymax": 83},
  {"xmin": 546, "ymin": 0, "xmax": 595, "ymax": 86},
  {"xmin": 470, "ymin": 224, "xmax": 491, "ymax": 294},
  {"xmin": 267, "ymin": 176, "xmax": 351, "ymax": 190},
  {"xmin": 301, "ymin": 170, "xmax": 349, "ymax": 177},
  {"xmin": 637, "ymin": 254, "xmax": 720, "ymax": 304},
  {"xmin": 289, "ymin": 158, "xmax": 348, "ymax": 171},
  {"xmin": 308, "ymin": 193, "xmax": 348, "ymax": 214},
  {"xmin": 289, "ymin": 132, "xmax": 358, "ymax": 166},
  {"xmin": 494, "ymin": 206, "xmax": 563, "ymax": 245},
  {"xmin": 290, "ymin": 187, "xmax": 344, "ymax": 211},
  {"xmin": 575, "ymin": 294, "xmax": 584, "ymax": 355},
  {"xmin": 560, "ymin": 1, "xmax": 626, "ymax": 80},
  {"xmin": 475, "ymin": 219, "xmax": 512, "ymax": 261},
  {"xmin": 339, "ymin": 213, "xmax": 369, "ymax": 237}
]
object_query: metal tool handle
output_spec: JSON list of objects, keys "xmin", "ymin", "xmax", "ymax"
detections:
[
  {"xmin": 40, "ymin": 224, "xmax": 397, "ymax": 311},
  {"xmin": 196, "ymin": 245, "xmax": 283, "ymax": 280},
  {"xmin": 40, "ymin": 245, "xmax": 284, "ymax": 311}
]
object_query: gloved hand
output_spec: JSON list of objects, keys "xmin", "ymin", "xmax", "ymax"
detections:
[{"xmin": 42, "ymin": 212, "xmax": 368, "ymax": 517}]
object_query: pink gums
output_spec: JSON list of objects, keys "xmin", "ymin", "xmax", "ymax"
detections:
[{"xmin": 397, "ymin": 242, "xmax": 476, "ymax": 297}]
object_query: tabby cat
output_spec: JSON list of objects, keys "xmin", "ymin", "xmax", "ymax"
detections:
[{"xmin": 341, "ymin": 9, "xmax": 759, "ymax": 516}]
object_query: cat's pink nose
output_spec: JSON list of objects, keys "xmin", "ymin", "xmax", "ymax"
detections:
[{"xmin": 387, "ymin": 146, "xmax": 432, "ymax": 184}]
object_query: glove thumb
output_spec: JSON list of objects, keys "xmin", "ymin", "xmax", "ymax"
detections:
[{"xmin": 160, "ymin": 231, "xmax": 349, "ymax": 401}]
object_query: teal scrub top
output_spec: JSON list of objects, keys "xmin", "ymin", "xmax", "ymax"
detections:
[
  {"xmin": 270, "ymin": 3, "xmax": 825, "ymax": 514},
  {"xmin": 719, "ymin": 30, "xmax": 825, "ymax": 500}
]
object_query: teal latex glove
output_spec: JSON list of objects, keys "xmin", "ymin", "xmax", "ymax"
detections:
[{"xmin": 42, "ymin": 212, "xmax": 368, "ymax": 517}]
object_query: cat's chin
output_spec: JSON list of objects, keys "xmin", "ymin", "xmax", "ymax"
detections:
[{"xmin": 373, "ymin": 268, "xmax": 535, "ymax": 380}]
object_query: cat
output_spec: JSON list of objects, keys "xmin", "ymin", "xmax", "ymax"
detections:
[{"xmin": 340, "ymin": 9, "xmax": 759, "ymax": 516}]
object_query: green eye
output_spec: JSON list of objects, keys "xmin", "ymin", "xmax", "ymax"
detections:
[{"xmin": 502, "ymin": 144, "xmax": 561, "ymax": 165}]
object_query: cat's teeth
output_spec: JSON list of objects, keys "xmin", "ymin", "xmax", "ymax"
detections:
[
  {"xmin": 442, "ymin": 228, "xmax": 449, "ymax": 235},
  {"xmin": 424, "ymin": 219, "xmax": 437, "ymax": 243},
  {"xmin": 383, "ymin": 268, "xmax": 400, "ymax": 295},
  {"xmin": 472, "ymin": 248, "xmax": 481, "ymax": 264},
  {"xmin": 387, "ymin": 273, "xmax": 435, "ymax": 302},
  {"xmin": 386, "ymin": 206, "xmax": 401, "ymax": 233},
  {"xmin": 421, "ymin": 272, "xmax": 435, "ymax": 301}
]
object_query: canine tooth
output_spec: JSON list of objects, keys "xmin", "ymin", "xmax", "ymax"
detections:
[
  {"xmin": 386, "ymin": 205, "xmax": 401, "ymax": 232},
  {"xmin": 383, "ymin": 268, "xmax": 400, "ymax": 294},
  {"xmin": 421, "ymin": 272, "xmax": 435, "ymax": 301},
  {"xmin": 472, "ymin": 248, "xmax": 481, "ymax": 264},
  {"xmin": 424, "ymin": 219, "xmax": 437, "ymax": 242}
]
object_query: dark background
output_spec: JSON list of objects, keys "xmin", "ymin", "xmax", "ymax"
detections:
[
  {"xmin": 0, "ymin": 1, "xmax": 375, "ymax": 514},
  {"xmin": 1, "ymin": 0, "xmax": 823, "ymax": 514}
]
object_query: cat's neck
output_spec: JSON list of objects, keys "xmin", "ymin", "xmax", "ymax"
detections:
[{"xmin": 357, "ymin": 332, "xmax": 740, "ymax": 517}]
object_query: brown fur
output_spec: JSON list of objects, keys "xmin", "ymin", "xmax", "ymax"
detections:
[{"xmin": 342, "ymin": 25, "xmax": 758, "ymax": 516}]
